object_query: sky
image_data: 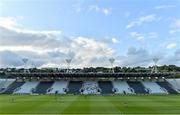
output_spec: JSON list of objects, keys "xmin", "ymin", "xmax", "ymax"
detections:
[{"xmin": 0, "ymin": 0, "xmax": 180, "ymax": 68}]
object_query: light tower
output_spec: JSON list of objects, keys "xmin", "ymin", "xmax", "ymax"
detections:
[
  {"xmin": 109, "ymin": 58, "xmax": 115, "ymax": 73},
  {"xmin": 65, "ymin": 58, "xmax": 72, "ymax": 73},
  {"xmin": 151, "ymin": 58, "xmax": 159, "ymax": 73},
  {"xmin": 22, "ymin": 58, "xmax": 29, "ymax": 73}
]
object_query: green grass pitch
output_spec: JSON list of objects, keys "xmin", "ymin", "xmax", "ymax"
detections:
[{"xmin": 0, "ymin": 95, "xmax": 180, "ymax": 114}]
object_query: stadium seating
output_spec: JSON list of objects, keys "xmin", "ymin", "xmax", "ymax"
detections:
[
  {"xmin": 47, "ymin": 81, "xmax": 68, "ymax": 94},
  {"xmin": 166, "ymin": 79, "xmax": 180, "ymax": 92},
  {"xmin": 82, "ymin": 81, "xmax": 100, "ymax": 94},
  {"xmin": 0, "ymin": 78, "xmax": 179, "ymax": 95},
  {"xmin": 33, "ymin": 81, "xmax": 54, "ymax": 94},
  {"xmin": 157, "ymin": 81, "xmax": 179, "ymax": 94},
  {"xmin": 98, "ymin": 81, "xmax": 113, "ymax": 94},
  {"xmin": 2, "ymin": 81, "xmax": 25, "ymax": 94},
  {"xmin": 67, "ymin": 81, "xmax": 82, "ymax": 94},
  {"xmin": 112, "ymin": 81, "xmax": 134, "ymax": 94},
  {"xmin": 0, "ymin": 79, "xmax": 15, "ymax": 92},
  {"xmin": 14, "ymin": 81, "xmax": 39, "ymax": 94},
  {"xmin": 141, "ymin": 81, "xmax": 167, "ymax": 94},
  {"xmin": 127, "ymin": 81, "xmax": 148, "ymax": 94}
]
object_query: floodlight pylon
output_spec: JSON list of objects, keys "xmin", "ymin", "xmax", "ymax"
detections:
[
  {"xmin": 151, "ymin": 58, "xmax": 159, "ymax": 73},
  {"xmin": 109, "ymin": 58, "xmax": 115, "ymax": 73},
  {"xmin": 22, "ymin": 58, "xmax": 29, "ymax": 73},
  {"xmin": 65, "ymin": 58, "xmax": 72, "ymax": 73}
]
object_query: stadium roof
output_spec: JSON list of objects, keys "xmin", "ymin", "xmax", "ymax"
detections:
[{"xmin": 2, "ymin": 72, "xmax": 177, "ymax": 80}]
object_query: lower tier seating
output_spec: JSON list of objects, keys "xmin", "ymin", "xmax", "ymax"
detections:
[
  {"xmin": 157, "ymin": 81, "xmax": 178, "ymax": 94},
  {"xmin": 14, "ymin": 81, "xmax": 39, "ymax": 94},
  {"xmin": 33, "ymin": 81, "xmax": 54, "ymax": 94},
  {"xmin": 82, "ymin": 81, "xmax": 100, "ymax": 94},
  {"xmin": 112, "ymin": 81, "xmax": 134, "ymax": 94},
  {"xmin": 142, "ymin": 81, "xmax": 167, "ymax": 94},
  {"xmin": 127, "ymin": 81, "xmax": 148, "ymax": 94},
  {"xmin": 47, "ymin": 81, "xmax": 68, "ymax": 94},
  {"xmin": 0, "ymin": 79, "xmax": 15, "ymax": 92},
  {"xmin": 98, "ymin": 81, "xmax": 113, "ymax": 94},
  {"xmin": 67, "ymin": 81, "xmax": 82, "ymax": 94},
  {"xmin": 2, "ymin": 81, "xmax": 25, "ymax": 94},
  {"xmin": 166, "ymin": 79, "xmax": 180, "ymax": 92},
  {"xmin": 0, "ymin": 79, "xmax": 179, "ymax": 95}
]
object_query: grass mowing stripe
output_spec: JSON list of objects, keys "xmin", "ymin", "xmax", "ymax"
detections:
[
  {"xmin": 62, "ymin": 96, "xmax": 91, "ymax": 114},
  {"xmin": 22, "ymin": 95, "xmax": 58, "ymax": 114},
  {"xmin": 144, "ymin": 95, "xmax": 180, "ymax": 114},
  {"xmin": 90, "ymin": 96, "xmax": 121, "ymax": 114},
  {"xmin": 63, "ymin": 96, "xmax": 121, "ymax": 114},
  {"xmin": 0, "ymin": 95, "xmax": 47, "ymax": 114},
  {"xmin": 0, "ymin": 95, "xmax": 180, "ymax": 114},
  {"xmin": 0, "ymin": 95, "xmax": 79, "ymax": 114},
  {"xmin": 107, "ymin": 95, "xmax": 180, "ymax": 114}
]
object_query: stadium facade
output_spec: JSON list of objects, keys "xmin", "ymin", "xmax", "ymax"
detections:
[{"xmin": 0, "ymin": 72, "xmax": 180, "ymax": 95}]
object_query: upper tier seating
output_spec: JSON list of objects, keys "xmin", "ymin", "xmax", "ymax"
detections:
[
  {"xmin": 98, "ymin": 81, "xmax": 113, "ymax": 94},
  {"xmin": 157, "ymin": 81, "xmax": 179, "ymax": 94},
  {"xmin": 47, "ymin": 81, "xmax": 68, "ymax": 94},
  {"xmin": 112, "ymin": 81, "xmax": 134, "ymax": 94},
  {"xmin": 127, "ymin": 81, "xmax": 148, "ymax": 94},
  {"xmin": 33, "ymin": 81, "xmax": 54, "ymax": 94},
  {"xmin": 67, "ymin": 81, "xmax": 82, "ymax": 94},
  {"xmin": 2, "ymin": 81, "xmax": 25, "ymax": 94},
  {"xmin": 14, "ymin": 81, "xmax": 39, "ymax": 94},
  {"xmin": 141, "ymin": 81, "xmax": 167, "ymax": 94},
  {"xmin": 82, "ymin": 81, "xmax": 100, "ymax": 94}
]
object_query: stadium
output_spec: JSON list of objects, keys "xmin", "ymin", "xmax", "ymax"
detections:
[
  {"xmin": 0, "ymin": 64, "xmax": 180, "ymax": 114},
  {"xmin": 1, "ymin": 0, "xmax": 180, "ymax": 114}
]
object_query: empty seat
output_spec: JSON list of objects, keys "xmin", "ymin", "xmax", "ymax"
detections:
[
  {"xmin": 2, "ymin": 81, "xmax": 25, "ymax": 94},
  {"xmin": 113, "ymin": 81, "xmax": 134, "ymax": 94},
  {"xmin": 98, "ymin": 81, "xmax": 113, "ymax": 95},
  {"xmin": 14, "ymin": 81, "xmax": 39, "ymax": 94},
  {"xmin": 33, "ymin": 81, "xmax": 54, "ymax": 94},
  {"xmin": 47, "ymin": 81, "xmax": 68, "ymax": 94},
  {"xmin": 166, "ymin": 79, "xmax": 180, "ymax": 92},
  {"xmin": 127, "ymin": 81, "xmax": 148, "ymax": 94},
  {"xmin": 0, "ymin": 79, "xmax": 15, "ymax": 92},
  {"xmin": 142, "ymin": 81, "xmax": 167, "ymax": 94},
  {"xmin": 67, "ymin": 81, "xmax": 82, "ymax": 94},
  {"xmin": 157, "ymin": 81, "xmax": 178, "ymax": 94}
]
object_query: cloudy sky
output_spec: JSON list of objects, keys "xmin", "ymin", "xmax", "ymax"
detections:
[{"xmin": 0, "ymin": 0, "xmax": 180, "ymax": 68}]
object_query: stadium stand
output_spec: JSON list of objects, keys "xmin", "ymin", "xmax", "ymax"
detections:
[
  {"xmin": 141, "ymin": 81, "xmax": 167, "ymax": 94},
  {"xmin": 67, "ymin": 81, "xmax": 82, "ymax": 94},
  {"xmin": 14, "ymin": 81, "xmax": 39, "ymax": 94},
  {"xmin": 127, "ymin": 81, "xmax": 148, "ymax": 94},
  {"xmin": 113, "ymin": 81, "xmax": 134, "ymax": 94},
  {"xmin": 0, "ymin": 73, "xmax": 179, "ymax": 95},
  {"xmin": 47, "ymin": 81, "xmax": 68, "ymax": 94},
  {"xmin": 81, "ymin": 81, "xmax": 100, "ymax": 94},
  {"xmin": 3, "ymin": 81, "xmax": 25, "ymax": 94},
  {"xmin": 0, "ymin": 79, "xmax": 179, "ymax": 95},
  {"xmin": 33, "ymin": 81, "xmax": 54, "ymax": 94},
  {"xmin": 157, "ymin": 81, "xmax": 179, "ymax": 94},
  {"xmin": 98, "ymin": 81, "xmax": 113, "ymax": 94}
]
